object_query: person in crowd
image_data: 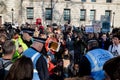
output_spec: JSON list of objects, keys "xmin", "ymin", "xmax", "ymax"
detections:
[
  {"xmin": 72, "ymin": 30, "xmax": 79, "ymax": 41},
  {"xmin": 62, "ymin": 48, "xmax": 73, "ymax": 63},
  {"xmin": 39, "ymin": 33, "xmax": 47, "ymax": 39},
  {"xmin": 11, "ymin": 28, "xmax": 28, "ymax": 62},
  {"xmin": 0, "ymin": 40, "xmax": 16, "ymax": 79},
  {"xmin": 64, "ymin": 76, "xmax": 94, "ymax": 80},
  {"xmin": 68, "ymin": 63, "xmax": 80, "ymax": 77},
  {"xmin": 55, "ymin": 59, "xmax": 65, "ymax": 79},
  {"xmin": 21, "ymin": 28, "xmax": 35, "ymax": 47},
  {"xmin": 55, "ymin": 33, "xmax": 66, "ymax": 60},
  {"xmin": 33, "ymin": 27, "xmax": 40, "ymax": 37},
  {"xmin": 0, "ymin": 28, "xmax": 7, "ymax": 37},
  {"xmin": 45, "ymin": 32, "xmax": 58, "ymax": 61},
  {"xmin": 66, "ymin": 32, "xmax": 74, "ymax": 61},
  {"xmin": 99, "ymin": 33, "xmax": 111, "ymax": 50},
  {"xmin": 108, "ymin": 33, "xmax": 114, "ymax": 43},
  {"xmin": 50, "ymin": 66, "xmax": 64, "ymax": 80},
  {"xmin": 103, "ymin": 56, "xmax": 120, "ymax": 80},
  {"xmin": 108, "ymin": 34, "xmax": 120, "ymax": 56},
  {"xmin": 53, "ymin": 26, "xmax": 62, "ymax": 35},
  {"xmin": 47, "ymin": 55, "xmax": 56, "ymax": 75},
  {"xmin": 0, "ymin": 34, "xmax": 7, "ymax": 57},
  {"xmin": 38, "ymin": 23, "xmax": 44, "ymax": 34},
  {"xmin": 74, "ymin": 32, "xmax": 87, "ymax": 63},
  {"xmin": 94, "ymin": 33, "xmax": 100, "ymax": 41},
  {"xmin": 5, "ymin": 56, "xmax": 33, "ymax": 80},
  {"xmin": 86, "ymin": 33, "xmax": 95, "ymax": 42},
  {"xmin": 23, "ymin": 37, "xmax": 49, "ymax": 80},
  {"xmin": 45, "ymin": 25, "xmax": 53, "ymax": 35},
  {"xmin": 0, "ymin": 45, "xmax": 2, "ymax": 57},
  {"xmin": 79, "ymin": 39, "xmax": 113, "ymax": 80},
  {"xmin": 112, "ymin": 28, "xmax": 120, "ymax": 36},
  {"xmin": 62, "ymin": 48, "xmax": 73, "ymax": 78},
  {"xmin": 0, "ymin": 34, "xmax": 7, "ymax": 45}
]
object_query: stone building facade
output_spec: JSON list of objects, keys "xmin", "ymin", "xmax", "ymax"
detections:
[{"xmin": 0, "ymin": 0, "xmax": 120, "ymax": 28}]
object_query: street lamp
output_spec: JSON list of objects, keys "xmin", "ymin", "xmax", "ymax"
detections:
[
  {"xmin": 11, "ymin": 8, "xmax": 14, "ymax": 25},
  {"xmin": 112, "ymin": 12, "xmax": 115, "ymax": 28}
]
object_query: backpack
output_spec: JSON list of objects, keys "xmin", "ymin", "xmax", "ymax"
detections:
[
  {"xmin": 110, "ymin": 44, "xmax": 119, "ymax": 56},
  {"xmin": 0, "ymin": 58, "xmax": 12, "ymax": 80}
]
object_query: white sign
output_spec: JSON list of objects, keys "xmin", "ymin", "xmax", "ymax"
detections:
[{"xmin": 92, "ymin": 21, "xmax": 101, "ymax": 33}]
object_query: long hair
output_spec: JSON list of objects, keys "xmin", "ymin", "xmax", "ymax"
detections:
[{"xmin": 5, "ymin": 56, "xmax": 33, "ymax": 80}]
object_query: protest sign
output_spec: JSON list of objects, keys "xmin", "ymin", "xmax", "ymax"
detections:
[{"xmin": 85, "ymin": 25, "xmax": 94, "ymax": 33}]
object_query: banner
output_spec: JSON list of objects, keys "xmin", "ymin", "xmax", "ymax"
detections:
[
  {"xmin": 101, "ymin": 15, "xmax": 110, "ymax": 22},
  {"xmin": 101, "ymin": 15, "xmax": 110, "ymax": 33},
  {"xmin": 101, "ymin": 21, "xmax": 110, "ymax": 33},
  {"xmin": 85, "ymin": 25, "xmax": 94, "ymax": 33}
]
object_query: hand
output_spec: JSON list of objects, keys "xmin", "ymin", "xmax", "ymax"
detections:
[{"xmin": 18, "ymin": 45, "xmax": 23, "ymax": 54}]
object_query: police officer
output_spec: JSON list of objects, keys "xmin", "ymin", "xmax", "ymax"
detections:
[
  {"xmin": 23, "ymin": 37, "xmax": 49, "ymax": 80},
  {"xmin": 79, "ymin": 40, "xmax": 113, "ymax": 80},
  {"xmin": 21, "ymin": 28, "xmax": 35, "ymax": 47}
]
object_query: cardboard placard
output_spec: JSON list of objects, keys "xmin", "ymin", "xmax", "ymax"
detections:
[{"xmin": 49, "ymin": 42, "xmax": 61, "ymax": 52}]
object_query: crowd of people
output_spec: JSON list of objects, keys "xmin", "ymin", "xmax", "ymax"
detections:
[{"xmin": 0, "ymin": 22, "xmax": 120, "ymax": 80}]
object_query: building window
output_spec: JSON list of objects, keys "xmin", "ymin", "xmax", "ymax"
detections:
[
  {"xmin": 80, "ymin": 9, "xmax": 86, "ymax": 21},
  {"xmin": 105, "ymin": 10, "xmax": 111, "ymax": 20},
  {"xmin": 105, "ymin": 10, "xmax": 111, "ymax": 16},
  {"xmin": 26, "ymin": 7, "xmax": 34, "ymax": 19},
  {"xmin": 106, "ymin": 0, "xmax": 112, "ymax": 3},
  {"xmin": 90, "ymin": 10, "xmax": 96, "ymax": 21},
  {"xmin": 45, "ymin": 8, "xmax": 52, "ymax": 20},
  {"xmin": 64, "ymin": 9, "xmax": 70, "ymax": 21},
  {"xmin": 91, "ymin": 0, "xmax": 96, "ymax": 2},
  {"xmin": 81, "ymin": 0, "xmax": 86, "ymax": 2}
]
